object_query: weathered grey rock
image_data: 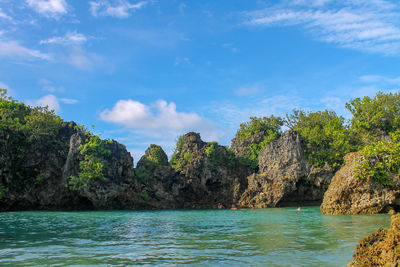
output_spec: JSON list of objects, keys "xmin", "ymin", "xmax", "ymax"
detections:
[
  {"xmin": 238, "ymin": 131, "xmax": 334, "ymax": 208},
  {"xmin": 347, "ymin": 214, "xmax": 400, "ymax": 266},
  {"xmin": 230, "ymin": 130, "xmax": 265, "ymax": 162},
  {"xmin": 166, "ymin": 132, "xmax": 250, "ymax": 208},
  {"xmin": 0, "ymin": 123, "xmax": 140, "ymax": 211},
  {"xmin": 321, "ymin": 152, "xmax": 400, "ymax": 215}
]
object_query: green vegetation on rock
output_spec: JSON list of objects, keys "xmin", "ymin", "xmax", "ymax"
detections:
[
  {"xmin": 136, "ymin": 144, "xmax": 167, "ymax": 183},
  {"xmin": 235, "ymin": 116, "xmax": 283, "ymax": 169},
  {"xmin": 0, "ymin": 89, "xmax": 67, "ymax": 183},
  {"xmin": 285, "ymin": 109, "xmax": 354, "ymax": 168},
  {"xmin": 170, "ymin": 135, "xmax": 185, "ymax": 171},
  {"xmin": 68, "ymin": 135, "xmax": 112, "ymax": 190},
  {"xmin": 346, "ymin": 92, "xmax": 400, "ymax": 144},
  {"xmin": 355, "ymin": 130, "xmax": 400, "ymax": 186}
]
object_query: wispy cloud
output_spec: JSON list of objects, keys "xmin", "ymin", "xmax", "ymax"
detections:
[
  {"xmin": 39, "ymin": 78, "xmax": 64, "ymax": 93},
  {"xmin": 67, "ymin": 47, "xmax": 102, "ymax": 70},
  {"xmin": 28, "ymin": 94, "xmax": 60, "ymax": 112},
  {"xmin": 89, "ymin": 0, "xmax": 147, "ymax": 18},
  {"xmin": 359, "ymin": 74, "xmax": 400, "ymax": 85},
  {"xmin": 0, "ymin": 40, "xmax": 53, "ymax": 61},
  {"xmin": 27, "ymin": 94, "xmax": 78, "ymax": 113},
  {"xmin": 26, "ymin": 0, "xmax": 68, "ymax": 18},
  {"xmin": 0, "ymin": 8, "xmax": 12, "ymax": 21},
  {"xmin": 174, "ymin": 57, "xmax": 190, "ymax": 66},
  {"xmin": 234, "ymin": 84, "xmax": 262, "ymax": 96},
  {"xmin": 40, "ymin": 31, "xmax": 89, "ymax": 46},
  {"xmin": 244, "ymin": 1, "xmax": 400, "ymax": 55}
]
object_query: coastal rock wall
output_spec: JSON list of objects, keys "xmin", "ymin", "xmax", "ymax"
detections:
[
  {"xmin": 0, "ymin": 123, "xmax": 140, "ymax": 211},
  {"xmin": 238, "ymin": 131, "xmax": 334, "ymax": 208},
  {"xmin": 155, "ymin": 132, "xmax": 250, "ymax": 209},
  {"xmin": 347, "ymin": 214, "xmax": 400, "ymax": 266},
  {"xmin": 321, "ymin": 152, "xmax": 400, "ymax": 215}
]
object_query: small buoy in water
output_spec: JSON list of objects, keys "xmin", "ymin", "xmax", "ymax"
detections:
[{"xmin": 297, "ymin": 207, "xmax": 302, "ymax": 211}]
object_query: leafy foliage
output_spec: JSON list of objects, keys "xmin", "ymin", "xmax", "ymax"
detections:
[
  {"xmin": 235, "ymin": 116, "xmax": 283, "ymax": 169},
  {"xmin": 170, "ymin": 135, "xmax": 186, "ymax": 171},
  {"xmin": 346, "ymin": 92, "xmax": 400, "ymax": 144},
  {"xmin": 354, "ymin": 130, "xmax": 400, "ymax": 186},
  {"xmin": 138, "ymin": 191, "xmax": 149, "ymax": 201},
  {"xmin": 145, "ymin": 144, "xmax": 168, "ymax": 166},
  {"xmin": 68, "ymin": 135, "xmax": 112, "ymax": 190},
  {"xmin": 0, "ymin": 89, "xmax": 67, "ymax": 183},
  {"xmin": 135, "ymin": 144, "xmax": 167, "ymax": 183},
  {"xmin": 285, "ymin": 109, "xmax": 355, "ymax": 168}
]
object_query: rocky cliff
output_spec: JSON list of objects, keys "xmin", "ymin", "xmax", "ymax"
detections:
[
  {"xmin": 157, "ymin": 132, "xmax": 250, "ymax": 209},
  {"xmin": 347, "ymin": 214, "xmax": 400, "ymax": 266},
  {"xmin": 321, "ymin": 152, "xmax": 400, "ymax": 215},
  {"xmin": 0, "ymin": 123, "xmax": 140, "ymax": 211},
  {"xmin": 238, "ymin": 131, "xmax": 334, "ymax": 208}
]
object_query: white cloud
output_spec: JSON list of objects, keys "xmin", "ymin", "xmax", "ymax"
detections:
[
  {"xmin": 28, "ymin": 94, "xmax": 60, "ymax": 112},
  {"xmin": 26, "ymin": 0, "xmax": 68, "ymax": 18},
  {"xmin": 89, "ymin": 0, "xmax": 147, "ymax": 18},
  {"xmin": 59, "ymin": 97, "xmax": 78, "ymax": 104},
  {"xmin": 40, "ymin": 31, "xmax": 88, "ymax": 46},
  {"xmin": 0, "ymin": 8, "xmax": 12, "ymax": 20},
  {"xmin": 0, "ymin": 40, "xmax": 53, "ymax": 61},
  {"xmin": 359, "ymin": 75, "xmax": 400, "ymax": 85},
  {"xmin": 39, "ymin": 78, "xmax": 65, "ymax": 93},
  {"xmin": 68, "ymin": 47, "xmax": 101, "ymax": 70},
  {"xmin": 100, "ymin": 99, "xmax": 218, "ymax": 145},
  {"xmin": 244, "ymin": 1, "xmax": 400, "ymax": 55},
  {"xmin": 28, "ymin": 94, "xmax": 78, "ymax": 112}
]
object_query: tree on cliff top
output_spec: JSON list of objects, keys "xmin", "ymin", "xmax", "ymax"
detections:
[
  {"xmin": 346, "ymin": 91, "xmax": 400, "ymax": 144},
  {"xmin": 232, "ymin": 115, "xmax": 283, "ymax": 169},
  {"xmin": 285, "ymin": 109, "xmax": 354, "ymax": 168}
]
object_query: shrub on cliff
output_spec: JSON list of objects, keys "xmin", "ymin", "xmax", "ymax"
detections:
[
  {"xmin": 68, "ymin": 134, "xmax": 112, "ymax": 190},
  {"xmin": 170, "ymin": 135, "xmax": 185, "ymax": 170},
  {"xmin": 232, "ymin": 116, "xmax": 283, "ymax": 169},
  {"xmin": 346, "ymin": 91, "xmax": 400, "ymax": 145},
  {"xmin": 355, "ymin": 130, "xmax": 400, "ymax": 186},
  {"xmin": 0, "ymin": 89, "xmax": 67, "ymax": 182},
  {"xmin": 136, "ymin": 144, "xmax": 168, "ymax": 182},
  {"xmin": 285, "ymin": 109, "xmax": 354, "ymax": 168}
]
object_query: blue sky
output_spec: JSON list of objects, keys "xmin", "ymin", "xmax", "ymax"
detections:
[{"xmin": 1, "ymin": 0, "xmax": 400, "ymax": 162}]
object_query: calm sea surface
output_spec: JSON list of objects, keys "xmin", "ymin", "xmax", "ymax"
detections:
[{"xmin": 0, "ymin": 206, "xmax": 390, "ymax": 266}]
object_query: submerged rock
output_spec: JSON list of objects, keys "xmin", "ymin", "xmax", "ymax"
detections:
[
  {"xmin": 238, "ymin": 131, "xmax": 334, "ymax": 208},
  {"xmin": 321, "ymin": 152, "xmax": 400, "ymax": 215},
  {"xmin": 347, "ymin": 214, "xmax": 400, "ymax": 266}
]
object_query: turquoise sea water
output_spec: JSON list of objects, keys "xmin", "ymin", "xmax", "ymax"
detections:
[{"xmin": 0, "ymin": 206, "xmax": 390, "ymax": 266}]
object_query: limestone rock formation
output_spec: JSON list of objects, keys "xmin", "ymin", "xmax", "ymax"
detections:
[
  {"xmin": 347, "ymin": 214, "xmax": 400, "ymax": 266},
  {"xmin": 0, "ymin": 123, "xmax": 140, "ymax": 211},
  {"xmin": 238, "ymin": 131, "xmax": 334, "ymax": 208},
  {"xmin": 230, "ymin": 129, "xmax": 265, "ymax": 163},
  {"xmin": 321, "ymin": 152, "xmax": 400, "ymax": 215},
  {"xmin": 168, "ymin": 132, "xmax": 250, "ymax": 208}
]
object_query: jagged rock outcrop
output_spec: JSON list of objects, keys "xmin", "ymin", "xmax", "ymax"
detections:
[
  {"xmin": 167, "ymin": 132, "xmax": 250, "ymax": 208},
  {"xmin": 0, "ymin": 123, "xmax": 141, "ymax": 211},
  {"xmin": 347, "ymin": 214, "xmax": 400, "ymax": 266},
  {"xmin": 238, "ymin": 131, "xmax": 334, "ymax": 208},
  {"xmin": 230, "ymin": 130, "xmax": 266, "ymax": 162},
  {"xmin": 321, "ymin": 152, "xmax": 400, "ymax": 215},
  {"xmin": 64, "ymin": 133, "xmax": 141, "ymax": 210}
]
